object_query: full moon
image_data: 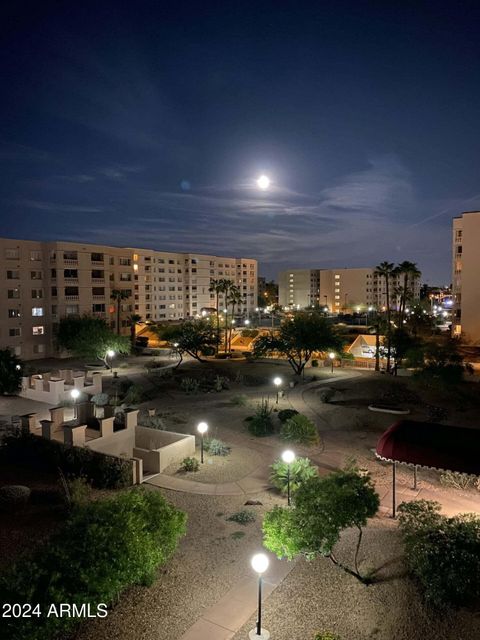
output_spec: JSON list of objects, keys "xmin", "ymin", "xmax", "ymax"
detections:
[{"xmin": 256, "ymin": 174, "xmax": 270, "ymax": 190}]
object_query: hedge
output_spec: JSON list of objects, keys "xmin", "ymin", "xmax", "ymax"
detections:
[
  {"xmin": 0, "ymin": 432, "xmax": 133, "ymax": 489},
  {"xmin": 0, "ymin": 489, "xmax": 187, "ymax": 640}
]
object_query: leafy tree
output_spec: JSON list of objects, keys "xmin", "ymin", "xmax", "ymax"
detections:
[
  {"xmin": 414, "ymin": 339, "xmax": 473, "ymax": 386},
  {"xmin": 0, "ymin": 348, "xmax": 23, "ymax": 395},
  {"xmin": 253, "ymin": 313, "xmax": 343, "ymax": 376},
  {"xmin": 398, "ymin": 500, "xmax": 480, "ymax": 608},
  {"xmin": 270, "ymin": 456, "xmax": 317, "ymax": 495},
  {"xmin": 263, "ymin": 469, "xmax": 379, "ymax": 583},
  {"xmin": 110, "ymin": 288, "xmax": 130, "ymax": 335},
  {"xmin": 56, "ymin": 315, "xmax": 130, "ymax": 367},
  {"xmin": 161, "ymin": 320, "xmax": 218, "ymax": 365}
]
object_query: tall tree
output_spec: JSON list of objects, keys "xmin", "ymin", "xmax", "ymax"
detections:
[
  {"xmin": 0, "ymin": 349, "xmax": 23, "ymax": 395},
  {"xmin": 56, "ymin": 316, "xmax": 130, "ymax": 367},
  {"xmin": 227, "ymin": 284, "xmax": 243, "ymax": 353},
  {"xmin": 209, "ymin": 279, "xmax": 224, "ymax": 355},
  {"xmin": 253, "ymin": 313, "xmax": 343, "ymax": 376},
  {"xmin": 110, "ymin": 289, "xmax": 130, "ymax": 335},
  {"xmin": 217, "ymin": 278, "xmax": 234, "ymax": 354},
  {"xmin": 374, "ymin": 262, "xmax": 395, "ymax": 372},
  {"xmin": 396, "ymin": 261, "xmax": 421, "ymax": 325}
]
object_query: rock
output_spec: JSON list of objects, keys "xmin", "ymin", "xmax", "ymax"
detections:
[{"xmin": 244, "ymin": 499, "xmax": 262, "ymax": 506}]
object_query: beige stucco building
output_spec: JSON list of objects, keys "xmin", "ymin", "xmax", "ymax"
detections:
[
  {"xmin": 279, "ymin": 266, "xmax": 420, "ymax": 313},
  {"xmin": 0, "ymin": 237, "xmax": 257, "ymax": 360},
  {"xmin": 452, "ymin": 211, "xmax": 480, "ymax": 344}
]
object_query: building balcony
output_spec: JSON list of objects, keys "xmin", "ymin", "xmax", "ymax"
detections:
[
  {"xmin": 65, "ymin": 295, "xmax": 79, "ymax": 301},
  {"xmin": 91, "ymin": 278, "xmax": 105, "ymax": 284},
  {"xmin": 92, "ymin": 295, "xmax": 105, "ymax": 301},
  {"xmin": 63, "ymin": 259, "xmax": 78, "ymax": 266},
  {"xmin": 64, "ymin": 278, "xmax": 79, "ymax": 284}
]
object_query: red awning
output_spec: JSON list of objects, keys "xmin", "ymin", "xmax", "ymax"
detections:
[{"xmin": 376, "ymin": 420, "xmax": 480, "ymax": 475}]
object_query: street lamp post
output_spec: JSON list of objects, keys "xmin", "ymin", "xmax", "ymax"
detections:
[
  {"xmin": 70, "ymin": 388, "xmax": 80, "ymax": 420},
  {"xmin": 250, "ymin": 553, "xmax": 270, "ymax": 639},
  {"xmin": 107, "ymin": 349, "xmax": 115, "ymax": 374},
  {"xmin": 273, "ymin": 376, "xmax": 282, "ymax": 404},
  {"xmin": 197, "ymin": 422, "xmax": 208, "ymax": 463},
  {"xmin": 282, "ymin": 449, "xmax": 295, "ymax": 506},
  {"xmin": 329, "ymin": 352, "xmax": 335, "ymax": 373}
]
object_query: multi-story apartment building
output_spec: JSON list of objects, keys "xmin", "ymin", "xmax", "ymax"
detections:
[
  {"xmin": 452, "ymin": 211, "xmax": 480, "ymax": 344},
  {"xmin": 279, "ymin": 267, "xmax": 420, "ymax": 313},
  {"xmin": 0, "ymin": 237, "xmax": 257, "ymax": 360}
]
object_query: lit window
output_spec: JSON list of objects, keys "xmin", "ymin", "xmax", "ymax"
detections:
[
  {"xmin": 32, "ymin": 307, "xmax": 44, "ymax": 316},
  {"xmin": 32, "ymin": 326, "xmax": 45, "ymax": 335}
]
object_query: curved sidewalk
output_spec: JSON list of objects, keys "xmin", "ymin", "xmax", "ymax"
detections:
[{"xmin": 146, "ymin": 466, "xmax": 270, "ymax": 496}]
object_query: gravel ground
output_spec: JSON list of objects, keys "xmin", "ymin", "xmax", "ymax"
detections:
[{"xmin": 162, "ymin": 444, "xmax": 265, "ymax": 483}]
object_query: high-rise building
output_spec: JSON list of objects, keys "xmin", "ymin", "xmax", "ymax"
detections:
[
  {"xmin": 0, "ymin": 237, "xmax": 257, "ymax": 360},
  {"xmin": 452, "ymin": 211, "xmax": 480, "ymax": 344},
  {"xmin": 278, "ymin": 266, "xmax": 420, "ymax": 312}
]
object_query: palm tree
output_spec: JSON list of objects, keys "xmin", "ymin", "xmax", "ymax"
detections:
[
  {"xmin": 209, "ymin": 279, "xmax": 222, "ymax": 355},
  {"xmin": 227, "ymin": 285, "xmax": 243, "ymax": 352},
  {"xmin": 374, "ymin": 262, "xmax": 395, "ymax": 372},
  {"xmin": 396, "ymin": 261, "xmax": 421, "ymax": 325},
  {"xmin": 110, "ymin": 289, "xmax": 130, "ymax": 335},
  {"xmin": 217, "ymin": 279, "xmax": 233, "ymax": 354},
  {"xmin": 127, "ymin": 313, "xmax": 142, "ymax": 349}
]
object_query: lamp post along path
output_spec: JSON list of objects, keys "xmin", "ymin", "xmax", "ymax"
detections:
[
  {"xmin": 197, "ymin": 422, "xmax": 208, "ymax": 463},
  {"xmin": 250, "ymin": 553, "xmax": 270, "ymax": 639}
]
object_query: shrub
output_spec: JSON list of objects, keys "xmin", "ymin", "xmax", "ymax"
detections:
[
  {"xmin": 270, "ymin": 457, "xmax": 317, "ymax": 495},
  {"xmin": 179, "ymin": 377, "xmax": 200, "ymax": 394},
  {"xmin": 439, "ymin": 471, "xmax": 475, "ymax": 491},
  {"xmin": 66, "ymin": 477, "xmax": 91, "ymax": 507},
  {"xmin": 182, "ymin": 457, "xmax": 199, "ymax": 472},
  {"xmin": 247, "ymin": 399, "xmax": 275, "ymax": 437},
  {"xmin": 123, "ymin": 383, "xmax": 145, "ymax": 405},
  {"xmin": 204, "ymin": 438, "xmax": 230, "ymax": 456},
  {"xmin": 142, "ymin": 413, "xmax": 166, "ymax": 430},
  {"xmin": 0, "ymin": 489, "xmax": 186, "ymax": 640},
  {"xmin": 314, "ymin": 633, "xmax": 341, "ymax": 640},
  {"xmin": 398, "ymin": 500, "xmax": 480, "ymax": 608},
  {"xmin": 0, "ymin": 433, "xmax": 133, "ymax": 489},
  {"xmin": 281, "ymin": 414, "xmax": 319, "ymax": 446},
  {"xmin": 213, "ymin": 374, "xmax": 229, "ymax": 392},
  {"xmin": 278, "ymin": 408, "xmax": 299, "ymax": 423},
  {"xmin": 311, "ymin": 359, "xmax": 319, "ymax": 367},
  {"xmin": 318, "ymin": 387, "xmax": 336, "ymax": 403},
  {"xmin": 227, "ymin": 509, "xmax": 256, "ymax": 525},
  {"xmin": 0, "ymin": 485, "xmax": 31, "ymax": 512},
  {"xmin": 231, "ymin": 394, "xmax": 248, "ymax": 406}
]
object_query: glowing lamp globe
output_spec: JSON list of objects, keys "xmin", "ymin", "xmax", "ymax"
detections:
[
  {"xmin": 282, "ymin": 450, "xmax": 295, "ymax": 465},
  {"xmin": 251, "ymin": 553, "xmax": 269, "ymax": 575},
  {"xmin": 329, "ymin": 352, "xmax": 335, "ymax": 360},
  {"xmin": 273, "ymin": 376, "xmax": 282, "ymax": 387},
  {"xmin": 70, "ymin": 389, "xmax": 80, "ymax": 400},
  {"xmin": 197, "ymin": 422, "xmax": 208, "ymax": 435},
  {"xmin": 107, "ymin": 349, "xmax": 115, "ymax": 358}
]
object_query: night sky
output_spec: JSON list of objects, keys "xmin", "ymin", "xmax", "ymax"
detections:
[{"xmin": 1, "ymin": 1, "xmax": 479, "ymax": 283}]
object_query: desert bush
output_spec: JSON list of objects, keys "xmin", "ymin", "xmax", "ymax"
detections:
[
  {"xmin": 281, "ymin": 414, "xmax": 319, "ymax": 446},
  {"xmin": 142, "ymin": 413, "xmax": 166, "ymax": 430},
  {"xmin": 270, "ymin": 457, "xmax": 317, "ymax": 495},
  {"xmin": 398, "ymin": 499, "xmax": 480, "ymax": 608},
  {"xmin": 231, "ymin": 394, "xmax": 248, "ymax": 406},
  {"xmin": 181, "ymin": 457, "xmax": 199, "ymax": 472},
  {"xmin": 318, "ymin": 388, "xmax": 336, "ymax": 403},
  {"xmin": 91, "ymin": 392, "xmax": 109, "ymax": 407},
  {"xmin": 311, "ymin": 359, "xmax": 319, "ymax": 367},
  {"xmin": 0, "ymin": 485, "xmax": 31, "ymax": 511},
  {"xmin": 204, "ymin": 438, "xmax": 230, "ymax": 456},
  {"xmin": 314, "ymin": 633, "xmax": 341, "ymax": 640},
  {"xmin": 278, "ymin": 408, "xmax": 299, "ymax": 423},
  {"xmin": 66, "ymin": 477, "xmax": 91, "ymax": 507},
  {"xmin": 0, "ymin": 433, "xmax": 133, "ymax": 489},
  {"xmin": 227, "ymin": 509, "xmax": 256, "ymax": 525},
  {"xmin": 123, "ymin": 383, "xmax": 145, "ymax": 405},
  {"xmin": 247, "ymin": 399, "xmax": 275, "ymax": 437},
  {"xmin": 213, "ymin": 374, "xmax": 229, "ymax": 392},
  {"xmin": 179, "ymin": 377, "xmax": 200, "ymax": 394},
  {"xmin": 0, "ymin": 489, "xmax": 186, "ymax": 640},
  {"xmin": 439, "ymin": 471, "xmax": 475, "ymax": 491}
]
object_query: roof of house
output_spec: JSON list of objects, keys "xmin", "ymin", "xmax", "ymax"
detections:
[
  {"xmin": 376, "ymin": 420, "xmax": 480, "ymax": 475},
  {"xmin": 347, "ymin": 334, "xmax": 384, "ymax": 350}
]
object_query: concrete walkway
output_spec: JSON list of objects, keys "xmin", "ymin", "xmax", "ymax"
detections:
[{"xmin": 179, "ymin": 555, "xmax": 294, "ymax": 640}]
